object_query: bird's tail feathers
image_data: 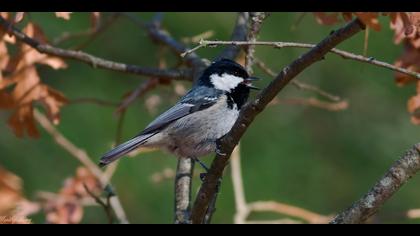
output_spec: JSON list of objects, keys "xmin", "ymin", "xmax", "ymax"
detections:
[{"xmin": 99, "ymin": 133, "xmax": 154, "ymax": 167}]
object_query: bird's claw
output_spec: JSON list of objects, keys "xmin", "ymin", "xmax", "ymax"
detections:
[
  {"xmin": 215, "ymin": 141, "xmax": 227, "ymax": 156},
  {"xmin": 215, "ymin": 148, "xmax": 227, "ymax": 156},
  {"xmin": 200, "ymin": 173, "xmax": 207, "ymax": 182}
]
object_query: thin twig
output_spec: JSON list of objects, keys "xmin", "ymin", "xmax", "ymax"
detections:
[
  {"xmin": 33, "ymin": 109, "xmax": 129, "ymax": 224},
  {"xmin": 115, "ymin": 78, "xmax": 159, "ymax": 114},
  {"xmin": 246, "ymin": 12, "xmax": 270, "ymax": 74},
  {"xmin": 363, "ymin": 27, "xmax": 369, "ymax": 57},
  {"xmin": 53, "ymin": 13, "xmax": 120, "ymax": 48},
  {"xmin": 231, "ymin": 144, "xmax": 249, "ymax": 224},
  {"xmin": 73, "ymin": 13, "xmax": 121, "ymax": 50},
  {"xmin": 248, "ymin": 201, "xmax": 331, "ymax": 224},
  {"xmin": 0, "ymin": 15, "xmax": 192, "ymax": 81},
  {"xmin": 183, "ymin": 40, "xmax": 420, "ymax": 80},
  {"xmin": 33, "ymin": 109, "xmax": 103, "ymax": 178},
  {"xmin": 330, "ymin": 143, "xmax": 420, "ymax": 224},
  {"xmin": 271, "ymin": 97, "xmax": 349, "ymax": 112},
  {"xmin": 245, "ymin": 219, "xmax": 303, "ymax": 224},
  {"xmin": 83, "ymin": 183, "xmax": 113, "ymax": 224},
  {"xmin": 191, "ymin": 19, "xmax": 366, "ymax": 224},
  {"xmin": 68, "ymin": 98, "xmax": 119, "ymax": 108},
  {"xmin": 254, "ymin": 58, "xmax": 342, "ymax": 102}
]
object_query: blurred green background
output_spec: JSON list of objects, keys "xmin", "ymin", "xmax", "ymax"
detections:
[{"xmin": 1, "ymin": 12, "xmax": 420, "ymax": 224}]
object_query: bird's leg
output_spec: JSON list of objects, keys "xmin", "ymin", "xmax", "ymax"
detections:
[{"xmin": 192, "ymin": 157, "xmax": 209, "ymax": 182}]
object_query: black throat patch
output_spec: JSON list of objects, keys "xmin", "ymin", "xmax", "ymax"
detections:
[{"xmin": 226, "ymin": 84, "xmax": 250, "ymax": 109}]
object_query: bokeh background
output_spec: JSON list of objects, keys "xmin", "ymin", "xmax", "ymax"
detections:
[{"xmin": 1, "ymin": 12, "xmax": 420, "ymax": 223}]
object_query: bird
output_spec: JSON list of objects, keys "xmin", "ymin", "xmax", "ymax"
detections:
[{"xmin": 99, "ymin": 58, "xmax": 259, "ymax": 168}]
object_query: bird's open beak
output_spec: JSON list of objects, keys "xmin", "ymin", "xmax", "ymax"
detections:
[{"xmin": 243, "ymin": 77, "xmax": 261, "ymax": 90}]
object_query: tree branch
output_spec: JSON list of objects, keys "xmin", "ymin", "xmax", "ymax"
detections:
[
  {"xmin": 330, "ymin": 143, "xmax": 420, "ymax": 224},
  {"xmin": 174, "ymin": 158, "xmax": 195, "ymax": 224},
  {"xmin": 190, "ymin": 19, "xmax": 366, "ymax": 224},
  {"xmin": 245, "ymin": 12, "xmax": 270, "ymax": 74},
  {"xmin": 182, "ymin": 40, "xmax": 420, "ymax": 80},
  {"xmin": 0, "ymin": 15, "xmax": 192, "ymax": 81}
]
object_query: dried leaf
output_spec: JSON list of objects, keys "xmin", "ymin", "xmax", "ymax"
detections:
[
  {"xmin": 41, "ymin": 167, "xmax": 101, "ymax": 224},
  {"xmin": 0, "ymin": 12, "xmax": 9, "ymax": 20},
  {"xmin": 19, "ymin": 23, "xmax": 67, "ymax": 69},
  {"xmin": 0, "ymin": 166, "xmax": 24, "ymax": 215},
  {"xmin": 45, "ymin": 198, "xmax": 83, "ymax": 224},
  {"xmin": 13, "ymin": 200, "xmax": 41, "ymax": 219},
  {"xmin": 410, "ymin": 12, "xmax": 420, "ymax": 36},
  {"xmin": 55, "ymin": 12, "xmax": 72, "ymax": 20},
  {"xmin": 8, "ymin": 105, "xmax": 40, "ymax": 138},
  {"xmin": 0, "ymin": 23, "xmax": 68, "ymax": 138},
  {"xmin": 389, "ymin": 12, "xmax": 420, "ymax": 49},
  {"xmin": 342, "ymin": 12, "xmax": 353, "ymax": 22},
  {"xmin": 60, "ymin": 167, "xmax": 101, "ymax": 198},
  {"xmin": 408, "ymin": 93, "xmax": 420, "ymax": 125},
  {"xmin": 313, "ymin": 12, "xmax": 339, "ymax": 25},
  {"xmin": 394, "ymin": 42, "xmax": 420, "ymax": 86},
  {"xmin": 14, "ymin": 12, "xmax": 25, "ymax": 23},
  {"xmin": 354, "ymin": 12, "xmax": 381, "ymax": 31},
  {"xmin": 0, "ymin": 41, "xmax": 7, "ymax": 85},
  {"xmin": 40, "ymin": 87, "xmax": 68, "ymax": 125},
  {"xmin": 0, "ymin": 90, "xmax": 13, "ymax": 108}
]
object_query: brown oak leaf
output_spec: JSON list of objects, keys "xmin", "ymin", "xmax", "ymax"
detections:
[
  {"xmin": 393, "ymin": 42, "xmax": 420, "ymax": 86},
  {"xmin": 354, "ymin": 12, "xmax": 381, "ymax": 31},
  {"xmin": 408, "ymin": 82, "xmax": 420, "ymax": 125},
  {"xmin": 313, "ymin": 12, "xmax": 339, "ymax": 25},
  {"xmin": 42, "ymin": 167, "xmax": 101, "ymax": 224},
  {"xmin": 0, "ymin": 23, "xmax": 68, "ymax": 138},
  {"xmin": 0, "ymin": 166, "xmax": 24, "ymax": 215}
]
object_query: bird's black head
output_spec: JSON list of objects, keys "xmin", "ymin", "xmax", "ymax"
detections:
[{"xmin": 197, "ymin": 58, "xmax": 260, "ymax": 108}]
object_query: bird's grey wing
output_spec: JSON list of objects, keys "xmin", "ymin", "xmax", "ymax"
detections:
[
  {"xmin": 140, "ymin": 86, "xmax": 223, "ymax": 135},
  {"xmin": 140, "ymin": 102, "xmax": 196, "ymax": 135}
]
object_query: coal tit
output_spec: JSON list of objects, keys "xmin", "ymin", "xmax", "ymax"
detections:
[{"xmin": 99, "ymin": 58, "xmax": 259, "ymax": 167}]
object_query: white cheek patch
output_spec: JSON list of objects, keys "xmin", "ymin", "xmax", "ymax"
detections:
[{"xmin": 210, "ymin": 73, "xmax": 244, "ymax": 91}]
